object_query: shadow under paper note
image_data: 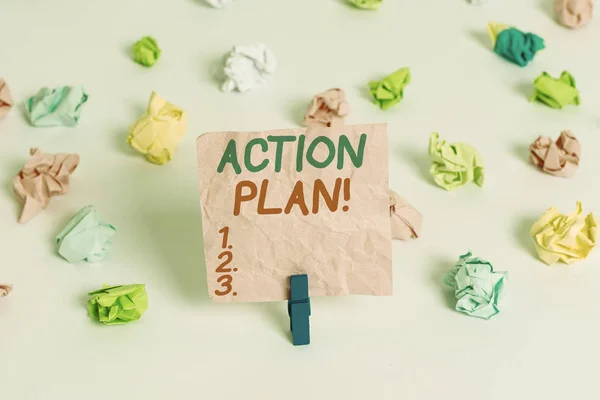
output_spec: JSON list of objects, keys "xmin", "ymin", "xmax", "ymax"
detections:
[
  {"xmin": 514, "ymin": 216, "xmax": 538, "ymax": 259},
  {"xmin": 258, "ymin": 302, "xmax": 290, "ymax": 342},
  {"xmin": 140, "ymin": 208, "xmax": 209, "ymax": 304},
  {"xmin": 429, "ymin": 256, "xmax": 458, "ymax": 311}
]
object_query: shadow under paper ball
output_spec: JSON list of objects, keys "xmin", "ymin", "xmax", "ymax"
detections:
[
  {"xmin": 515, "ymin": 82, "xmax": 532, "ymax": 100},
  {"xmin": 467, "ymin": 29, "xmax": 490, "ymax": 51},
  {"xmin": 288, "ymin": 99, "xmax": 308, "ymax": 126},
  {"xmin": 539, "ymin": 0, "xmax": 555, "ymax": 20},
  {"xmin": 510, "ymin": 142, "xmax": 532, "ymax": 166},
  {"xmin": 429, "ymin": 256, "xmax": 458, "ymax": 311},
  {"xmin": 396, "ymin": 145, "xmax": 437, "ymax": 188},
  {"xmin": 202, "ymin": 53, "xmax": 228, "ymax": 90},
  {"xmin": 112, "ymin": 102, "xmax": 147, "ymax": 157},
  {"xmin": 4, "ymin": 160, "xmax": 25, "ymax": 221},
  {"xmin": 193, "ymin": 0, "xmax": 214, "ymax": 9},
  {"xmin": 514, "ymin": 217, "xmax": 539, "ymax": 260}
]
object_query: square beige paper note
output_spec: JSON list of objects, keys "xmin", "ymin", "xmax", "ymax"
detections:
[{"xmin": 196, "ymin": 124, "xmax": 392, "ymax": 302}]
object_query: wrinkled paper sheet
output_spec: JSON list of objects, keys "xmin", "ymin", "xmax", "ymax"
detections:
[{"xmin": 197, "ymin": 124, "xmax": 392, "ymax": 302}]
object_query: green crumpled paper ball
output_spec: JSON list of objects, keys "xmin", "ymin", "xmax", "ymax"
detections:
[
  {"xmin": 428, "ymin": 132, "xmax": 484, "ymax": 191},
  {"xmin": 368, "ymin": 68, "xmax": 410, "ymax": 110},
  {"xmin": 25, "ymin": 86, "xmax": 88, "ymax": 127},
  {"xmin": 349, "ymin": 0, "xmax": 382, "ymax": 9},
  {"xmin": 87, "ymin": 284, "xmax": 148, "ymax": 325},
  {"xmin": 530, "ymin": 71, "xmax": 580, "ymax": 109},
  {"xmin": 132, "ymin": 36, "xmax": 161, "ymax": 67},
  {"xmin": 56, "ymin": 205, "xmax": 116, "ymax": 263},
  {"xmin": 443, "ymin": 252, "xmax": 507, "ymax": 320}
]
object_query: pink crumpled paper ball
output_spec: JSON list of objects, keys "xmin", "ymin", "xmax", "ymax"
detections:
[{"xmin": 529, "ymin": 131, "xmax": 580, "ymax": 178}]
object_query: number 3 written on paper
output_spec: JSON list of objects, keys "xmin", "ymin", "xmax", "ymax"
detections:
[{"xmin": 215, "ymin": 226, "xmax": 237, "ymax": 296}]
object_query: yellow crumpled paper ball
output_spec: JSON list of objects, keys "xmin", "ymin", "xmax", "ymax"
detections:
[
  {"xmin": 530, "ymin": 202, "xmax": 598, "ymax": 265},
  {"xmin": 127, "ymin": 92, "xmax": 188, "ymax": 165}
]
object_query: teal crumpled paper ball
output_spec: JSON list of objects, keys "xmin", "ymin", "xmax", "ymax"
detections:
[
  {"xmin": 443, "ymin": 252, "xmax": 507, "ymax": 320},
  {"xmin": 25, "ymin": 86, "xmax": 88, "ymax": 127},
  {"xmin": 56, "ymin": 205, "xmax": 116, "ymax": 263},
  {"xmin": 494, "ymin": 28, "xmax": 545, "ymax": 67}
]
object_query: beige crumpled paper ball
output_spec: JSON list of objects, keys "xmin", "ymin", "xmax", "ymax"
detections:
[
  {"xmin": 0, "ymin": 284, "xmax": 13, "ymax": 297},
  {"xmin": 554, "ymin": 0, "xmax": 593, "ymax": 29}
]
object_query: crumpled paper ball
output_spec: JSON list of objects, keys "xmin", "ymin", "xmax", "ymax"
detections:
[
  {"xmin": 389, "ymin": 189, "xmax": 422, "ymax": 240},
  {"xmin": 443, "ymin": 252, "xmax": 507, "ymax": 320},
  {"xmin": 304, "ymin": 88, "xmax": 350, "ymax": 128},
  {"xmin": 25, "ymin": 86, "xmax": 88, "ymax": 127},
  {"xmin": 127, "ymin": 92, "xmax": 188, "ymax": 165},
  {"xmin": 0, "ymin": 77, "xmax": 14, "ymax": 121},
  {"xmin": 87, "ymin": 284, "xmax": 148, "ymax": 325},
  {"xmin": 0, "ymin": 284, "xmax": 13, "ymax": 297},
  {"xmin": 529, "ymin": 130, "xmax": 580, "ymax": 178},
  {"xmin": 368, "ymin": 68, "xmax": 411, "ymax": 110},
  {"xmin": 205, "ymin": 0, "xmax": 235, "ymax": 8},
  {"xmin": 554, "ymin": 0, "xmax": 593, "ymax": 29},
  {"xmin": 428, "ymin": 132, "xmax": 484, "ymax": 191},
  {"xmin": 348, "ymin": 0, "xmax": 382, "ymax": 9},
  {"xmin": 530, "ymin": 202, "xmax": 598, "ymax": 265},
  {"xmin": 13, "ymin": 148, "xmax": 80, "ymax": 224},
  {"xmin": 222, "ymin": 43, "xmax": 276, "ymax": 93},
  {"xmin": 487, "ymin": 22, "xmax": 545, "ymax": 67},
  {"xmin": 530, "ymin": 71, "xmax": 580, "ymax": 109},
  {"xmin": 56, "ymin": 205, "xmax": 117, "ymax": 263},
  {"xmin": 132, "ymin": 36, "xmax": 161, "ymax": 67}
]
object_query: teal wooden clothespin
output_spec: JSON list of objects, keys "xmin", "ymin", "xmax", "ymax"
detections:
[{"xmin": 288, "ymin": 274, "xmax": 310, "ymax": 346}]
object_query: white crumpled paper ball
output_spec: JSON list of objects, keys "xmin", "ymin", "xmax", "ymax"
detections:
[{"xmin": 222, "ymin": 43, "xmax": 276, "ymax": 93}]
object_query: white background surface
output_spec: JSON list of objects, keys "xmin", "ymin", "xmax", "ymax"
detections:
[{"xmin": 1, "ymin": 0, "xmax": 600, "ymax": 399}]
